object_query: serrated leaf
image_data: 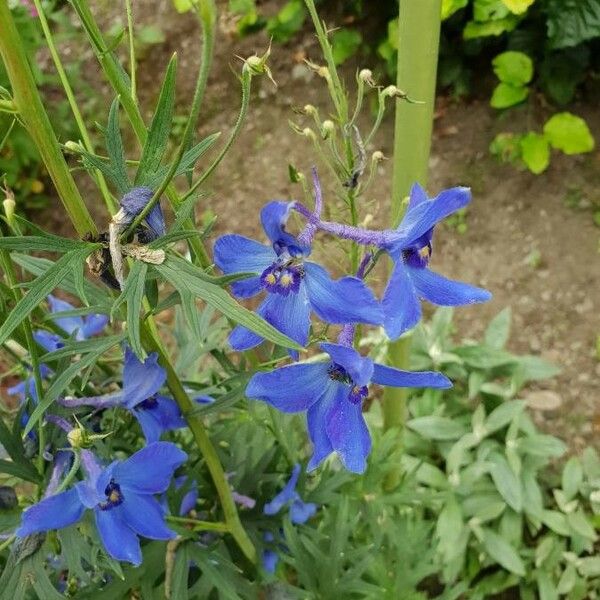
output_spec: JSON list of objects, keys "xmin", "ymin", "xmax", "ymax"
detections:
[
  {"xmin": 543, "ymin": 112, "xmax": 595, "ymax": 154},
  {"xmin": 484, "ymin": 307, "xmax": 512, "ymax": 349},
  {"xmin": 481, "ymin": 528, "xmax": 526, "ymax": 576},
  {"xmin": 135, "ymin": 55, "xmax": 177, "ymax": 186},
  {"xmin": 154, "ymin": 256, "xmax": 302, "ymax": 350},
  {"xmin": 490, "ymin": 82, "xmax": 529, "ymax": 108},
  {"xmin": 406, "ymin": 416, "xmax": 467, "ymax": 441},
  {"xmin": 0, "ymin": 248, "xmax": 92, "ymax": 349},
  {"xmin": 105, "ymin": 98, "xmax": 130, "ymax": 194},
  {"xmin": 493, "ymin": 51, "xmax": 533, "ymax": 85},
  {"xmin": 520, "ymin": 133, "xmax": 550, "ymax": 174}
]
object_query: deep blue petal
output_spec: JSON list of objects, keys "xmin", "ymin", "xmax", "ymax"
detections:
[
  {"xmin": 260, "ymin": 201, "xmax": 303, "ymax": 253},
  {"xmin": 145, "ymin": 203, "xmax": 166, "ymax": 239},
  {"xmin": 371, "ymin": 363, "xmax": 452, "ymax": 389},
  {"xmin": 122, "ymin": 348, "xmax": 166, "ymax": 408},
  {"xmin": 179, "ymin": 487, "xmax": 199, "ymax": 516},
  {"xmin": 213, "ymin": 234, "xmax": 276, "ymax": 278},
  {"xmin": 262, "ymin": 549, "xmax": 279, "ymax": 574},
  {"xmin": 306, "ymin": 383, "xmax": 339, "ymax": 471},
  {"xmin": 407, "ymin": 182, "xmax": 429, "ymax": 211},
  {"xmin": 231, "ymin": 276, "xmax": 263, "ymax": 299},
  {"xmin": 290, "ymin": 499, "xmax": 317, "ymax": 525},
  {"xmin": 382, "ymin": 260, "xmax": 421, "ymax": 339},
  {"xmin": 76, "ymin": 480, "xmax": 104, "ymax": 509},
  {"xmin": 319, "ymin": 343, "xmax": 373, "ymax": 387},
  {"xmin": 409, "ymin": 267, "xmax": 492, "ymax": 306},
  {"xmin": 113, "ymin": 442, "xmax": 187, "ymax": 494},
  {"xmin": 34, "ymin": 330, "xmax": 64, "ymax": 352},
  {"xmin": 94, "ymin": 508, "xmax": 142, "ymax": 565},
  {"xmin": 154, "ymin": 395, "xmax": 186, "ymax": 429},
  {"xmin": 229, "ymin": 323, "xmax": 263, "ymax": 351},
  {"xmin": 133, "ymin": 409, "xmax": 164, "ymax": 443},
  {"xmin": 304, "ymin": 262, "xmax": 383, "ymax": 326},
  {"xmin": 325, "ymin": 388, "xmax": 371, "ymax": 474},
  {"xmin": 121, "ymin": 493, "xmax": 176, "ymax": 540},
  {"xmin": 396, "ymin": 187, "xmax": 471, "ymax": 247},
  {"xmin": 81, "ymin": 314, "xmax": 109, "ymax": 338},
  {"xmin": 48, "ymin": 295, "xmax": 84, "ymax": 336},
  {"xmin": 264, "ymin": 464, "xmax": 301, "ymax": 516},
  {"xmin": 17, "ymin": 488, "xmax": 84, "ymax": 536},
  {"xmin": 247, "ymin": 363, "xmax": 329, "ymax": 413}
]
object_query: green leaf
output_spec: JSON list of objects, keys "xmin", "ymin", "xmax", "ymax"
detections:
[
  {"xmin": 464, "ymin": 15, "xmax": 519, "ymax": 39},
  {"xmin": 543, "ymin": 112, "xmax": 595, "ymax": 155},
  {"xmin": 493, "ymin": 51, "xmax": 533, "ymax": 85},
  {"xmin": 541, "ymin": 510, "xmax": 570, "ymax": 536},
  {"xmin": 481, "ymin": 528, "xmax": 526, "ymax": 576},
  {"xmin": 485, "ymin": 400, "xmax": 525, "ymax": 434},
  {"xmin": 172, "ymin": 0, "xmax": 194, "ymax": 13},
  {"xmin": 546, "ymin": 0, "xmax": 600, "ymax": 49},
  {"xmin": 454, "ymin": 345, "xmax": 515, "ymax": 369},
  {"xmin": 474, "ymin": 0, "xmax": 511, "ymax": 20},
  {"xmin": 0, "ymin": 247, "xmax": 92, "ymax": 349},
  {"xmin": 502, "ymin": 0, "xmax": 535, "ymax": 13},
  {"xmin": 442, "ymin": 0, "xmax": 469, "ymax": 19},
  {"xmin": 406, "ymin": 416, "xmax": 467, "ymax": 441},
  {"xmin": 520, "ymin": 133, "xmax": 550, "ymax": 174},
  {"xmin": 518, "ymin": 434, "xmax": 566, "ymax": 458},
  {"xmin": 489, "ymin": 453, "xmax": 522, "ymax": 512},
  {"xmin": 0, "ymin": 459, "xmax": 40, "ymax": 483},
  {"xmin": 490, "ymin": 82, "xmax": 529, "ymax": 108},
  {"xmin": 484, "ymin": 307, "xmax": 511, "ymax": 349},
  {"xmin": 436, "ymin": 495, "xmax": 465, "ymax": 562},
  {"xmin": 0, "ymin": 235, "xmax": 91, "ymax": 254},
  {"xmin": 112, "ymin": 261, "xmax": 147, "ymax": 358},
  {"xmin": 566, "ymin": 510, "xmax": 597, "ymax": 540},
  {"xmin": 0, "ymin": 418, "xmax": 39, "ymax": 483},
  {"xmin": 135, "ymin": 55, "xmax": 177, "ymax": 185},
  {"xmin": 266, "ymin": 0, "xmax": 305, "ymax": 43},
  {"xmin": 561, "ymin": 457, "xmax": 583, "ymax": 501},
  {"xmin": 105, "ymin": 98, "xmax": 130, "ymax": 194},
  {"xmin": 331, "ymin": 29, "xmax": 362, "ymax": 66},
  {"xmin": 154, "ymin": 256, "xmax": 303, "ymax": 351},
  {"xmin": 516, "ymin": 355, "xmax": 560, "ymax": 380}
]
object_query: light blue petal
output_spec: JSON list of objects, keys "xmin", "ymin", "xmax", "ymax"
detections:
[
  {"xmin": 264, "ymin": 464, "xmax": 301, "ymax": 516},
  {"xmin": 246, "ymin": 363, "xmax": 329, "ymax": 413},
  {"xmin": 122, "ymin": 348, "xmax": 166, "ymax": 408},
  {"xmin": 76, "ymin": 480, "xmax": 103, "ymax": 509},
  {"xmin": 319, "ymin": 343, "xmax": 373, "ymax": 387},
  {"xmin": 121, "ymin": 493, "xmax": 175, "ymax": 540},
  {"xmin": 94, "ymin": 508, "xmax": 142, "ymax": 565},
  {"xmin": 113, "ymin": 442, "xmax": 187, "ymax": 494},
  {"xmin": 48, "ymin": 295, "xmax": 84, "ymax": 336},
  {"xmin": 260, "ymin": 201, "xmax": 301, "ymax": 252},
  {"xmin": 382, "ymin": 260, "xmax": 421, "ymax": 339},
  {"xmin": 306, "ymin": 383, "xmax": 339, "ymax": 471},
  {"xmin": 290, "ymin": 499, "xmax": 317, "ymax": 525},
  {"xmin": 304, "ymin": 262, "xmax": 382, "ymax": 326},
  {"xmin": 133, "ymin": 409, "xmax": 164, "ymax": 443},
  {"xmin": 325, "ymin": 389, "xmax": 371, "ymax": 474},
  {"xmin": 81, "ymin": 314, "xmax": 109, "ymax": 338},
  {"xmin": 17, "ymin": 488, "xmax": 84, "ymax": 536},
  {"xmin": 261, "ymin": 287, "xmax": 310, "ymax": 348},
  {"xmin": 371, "ymin": 363, "xmax": 452, "ymax": 389},
  {"xmin": 213, "ymin": 234, "xmax": 275, "ymax": 276},
  {"xmin": 409, "ymin": 267, "xmax": 492, "ymax": 306},
  {"xmin": 262, "ymin": 549, "xmax": 279, "ymax": 574},
  {"xmin": 179, "ymin": 487, "xmax": 199, "ymax": 516},
  {"xmin": 34, "ymin": 330, "xmax": 64, "ymax": 352}
]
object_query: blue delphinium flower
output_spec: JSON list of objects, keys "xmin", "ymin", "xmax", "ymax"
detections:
[
  {"xmin": 119, "ymin": 187, "xmax": 166, "ymax": 241},
  {"xmin": 264, "ymin": 464, "xmax": 317, "ymax": 525},
  {"xmin": 214, "ymin": 201, "xmax": 382, "ymax": 352},
  {"xmin": 247, "ymin": 343, "xmax": 451, "ymax": 473},
  {"xmin": 17, "ymin": 442, "xmax": 187, "ymax": 565},
  {"xmin": 34, "ymin": 295, "xmax": 108, "ymax": 352},
  {"xmin": 8, "ymin": 364, "xmax": 53, "ymax": 403},
  {"xmin": 380, "ymin": 184, "xmax": 492, "ymax": 338},
  {"xmin": 60, "ymin": 348, "xmax": 185, "ymax": 443},
  {"xmin": 262, "ymin": 531, "xmax": 280, "ymax": 574}
]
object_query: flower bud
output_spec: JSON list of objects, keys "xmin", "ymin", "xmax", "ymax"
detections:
[
  {"xmin": 243, "ymin": 45, "xmax": 276, "ymax": 86},
  {"xmin": 67, "ymin": 427, "xmax": 86, "ymax": 449},
  {"xmin": 302, "ymin": 127, "xmax": 316, "ymax": 141},
  {"xmin": 371, "ymin": 151, "xmax": 386, "ymax": 162},
  {"xmin": 359, "ymin": 69, "xmax": 375, "ymax": 86},
  {"xmin": 382, "ymin": 85, "xmax": 405, "ymax": 99},
  {"xmin": 303, "ymin": 104, "xmax": 317, "ymax": 116},
  {"xmin": 321, "ymin": 120, "xmax": 335, "ymax": 138},
  {"xmin": 64, "ymin": 140, "xmax": 84, "ymax": 153}
]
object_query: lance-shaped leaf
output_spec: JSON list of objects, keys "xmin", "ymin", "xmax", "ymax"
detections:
[
  {"xmin": 0, "ymin": 419, "xmax": 39, "ymax": 483},
  {"xmin": 0, "ymin": 235, "xmax": 90, "ymax": 254},
  {"xmin": 104, "ymin": 98, "xmax": 130, "ymax": 194}
]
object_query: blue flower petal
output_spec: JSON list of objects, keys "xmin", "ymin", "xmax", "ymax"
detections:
[
  {"xmin": 371, "ymin": 363, "xmax": 452, "ymax": 389},
  {"xmin": 48, "ymin": 295, "xmax": 84, "ymax": 336},
  {"xmin": 290, "ymin": 499, "xmax": 317, "ymax": 525},
  {"xmin": 133, "ymin": 409, "xmax": 164, "ymax": 443},
  {"xmin": 264, "ymin": 464, "xmax": 301, "ymax": 516},
  {"xmin": 260, "ymin": 201, "xmax": 302, "ymax": 253},
  {"xmin": 304, "ymin": 263, "xmax": 383, "ymax": 326},
  {"xmin": 407, "ymin": 182, "xmax": 429, "ymax": 211},
  {"xmin": 382, "ymin": 260, "xmax": 421, "ymax": 339},
  {"xmin": 76, "ymin": 479, "xmax": 104, "ymax": 509},
  {"xmin": 247, "ymin": 363, "xmax": 329, "ymax": 412},
  {"xmin": 306, "ymin": 383, "xmax": 338, "ymax": 471},
  {"xmin": 319, "ymin": 343, "xmax": 373, "ymax": 387},
  {"xmin": 179, "ymin": 487, "xmax": 199, "ymax": 516},
  {"xmin": 17, "ymin": 488, "xmax": 84, "ymax": 536},
  {"xmin": 113, "ymin": 442, "xmax": 187, "ymax": 494},
  {"xmin": 94, "ymin": 508, "xmax": 142, "ymax": 565},
  {"xmin": 120, "ymin": 493, "xmax": 175, "ymax": 540},
  {"xmin": 145, "ymin": 203, "xmax": 166, "ymax": 239},
  {"xmin": 325, "ymin": 388, "xmax": 371, "ymax": 474},
  {"xmin": 81, "ymin": 314, "xmax": 109, "ymax": 338},
  {"xmin": 213, "ymin": 234, "xmax": 276, "ymax": 278},
  {"xmin": 229, "ymin": 323, "xmax": 263, "ymax": 352},
  {"xmin": 262, "ymin": 549, "xmax": 279, "ymax": 574},
  {"xmin": 34, "ymin": 330, "xmax": 64, "ymax": 352},
  {"xmin": 409, "ymin": 267, "xmax": 492, "ymax": 306},
  {"xmin": 231, "ymin": 276, "xmax": 263, "ymax": 299},
  {"xmin": 122, "ymin": 348, "xmax": 166, "ymax": 408},
  {"xmin": 396, "ymin": 187, "xmax": 471, "ymax": 247}
]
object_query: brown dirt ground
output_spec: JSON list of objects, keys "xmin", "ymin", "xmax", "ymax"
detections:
[{"xmin": 33, "ymin": 0, "xmax": 600, "ymax": 451}]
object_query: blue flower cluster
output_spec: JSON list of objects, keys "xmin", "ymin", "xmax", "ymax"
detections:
[{"xmin": 216, "ymin": 180, "xmax": 491, "ymax": 473}]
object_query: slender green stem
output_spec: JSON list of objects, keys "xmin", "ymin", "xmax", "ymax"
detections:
[
  {"xmin": 0, "ymin": 99, "xmax": 17, "ymax": 113},
  {"xmin": 0, "ymin": 2, "xmax": 97, "ymax": 237},
  {"xmin": 383, "ymin": 0, "xmax": 442, "ymax": 490},
  {"xmin": 0, "ymin": 534, "xmax": 15, "ymax": 552},
  {"xmin": 55, "ymin": 451, "xmax": 81, "ymax": 494},
  {"xmin": 166, "ymin": 516, "xmax": 230, "ymax": 532},
  {"xmin": 125, "ymin": 0, "xmax": 137, "ymax": 104},
  {"xmin": 31, "ymin": 0, "xmax": 115, "ymax": 213}
]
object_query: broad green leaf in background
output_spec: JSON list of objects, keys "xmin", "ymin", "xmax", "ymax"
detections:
[
  {"xmin": 474, "ymin": 0, "xmax": 511, "ymax": 21},
  {"xmin": 266, "ymin": 0, "xmax": 305, "ymax": 43},
  {"xmin": 485, "ymin": 401, "xmax": 526, "ymax": 434},
  {"xmin": 502, "ymin": 0, "xmax": 535, "ymax": 14},
  {"xmin": 331, "ymin": 29, "xmax": 362, "ymax": 66},
  {"xmin": 172, "ymin": 0, "xmax": 195, "ymax": 14},
  {"xmin": 546, "ymin": 0, "xmax": 600, "ymax": 49},
  {"xmin": 490, "ymin": 82, "xmax": 529, "ymax": 108},
  {"xmin": 489, "ymin": 453, "xmax": 523, "ymax": 512},
  {"xmin": 484, "ymin": 307, "xmax": 512, "ymax": 349},
  {"xmin": 520, "ymin": 133, "xmax": 550, "ymax": 174},
  {"xmin": 561, "ymin": 457, "xmax": 583, "ymax": 501},
  {"xmin": 543, "ymin": 112, "xmax": 595, "ymax": 154},
  {"xmin": 0, "ymin": 235, "xmax": 90, "ymax": 254},
  {"xmin": 464, "ymin": 16, "xmax": 519, "ymax": 39},
  {"xmin": 406, "ymin": 416, "xmax": 467, "ymax": 441},
  {"xmin": 442, "ymin": 0, "xmax": 468, "ymax": 20},
  {"xmin": 481, "ymin": 528, "xmax": 526, "ymax": 576},
  {"xmin": 518, "ymin": 434, "xmax": 567, "ymax": 458},
  {"xmin": 493, "ymin": 51, "xmax": 533, "ymax": 85}
]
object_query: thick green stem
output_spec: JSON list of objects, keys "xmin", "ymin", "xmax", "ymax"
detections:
[
  {"xmin": 383, "ymin": 0, "xmax": 442, "ymax": 486},
  {"xmin": 0, "ymin": 2, "xmax": 97, "ymax": 237}
]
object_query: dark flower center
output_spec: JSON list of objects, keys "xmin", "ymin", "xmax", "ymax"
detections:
[
  {"xmin": 99, "ymin": 479, "xmax": 124, "ymax": 510},
  {"xmin": 260, "ymin": 259, "xmax": 304, "ymax": 296},
  {"xmin": 137, "ymin": 395, "xmax": 158, "ymax": 411},
  {"xmin": 403, "ymin": 243, "xmax": 432, "ymax": 269},
  {"xmin": 327, "ymin": 363, "xmax": 368, "ymax": 405}
]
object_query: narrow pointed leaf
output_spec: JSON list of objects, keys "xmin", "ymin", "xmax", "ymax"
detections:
[{"xmin": 105, "ymin": 98, "xmax": 130, "ymax": 194}]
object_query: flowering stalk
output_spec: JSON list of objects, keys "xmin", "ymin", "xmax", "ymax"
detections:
[
  {"xmin": 383, "ymin": 0, "xmax": 442, "ymax": 488},
  {"xmin": 0, "ymin": 2, "xmax": 97, "ymax": 237}
]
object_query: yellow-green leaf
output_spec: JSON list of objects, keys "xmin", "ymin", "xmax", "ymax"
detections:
[
  {"xmin": 502, "ymin": 0, "xmax": 535, "ymax": 14},
  {"xmin": 543, "ymin": 112, "xmax": 596, "ymax": 155},
  {"xmin": 520, "ymin": 132, "xmax": 550, "ymax": 174}
]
